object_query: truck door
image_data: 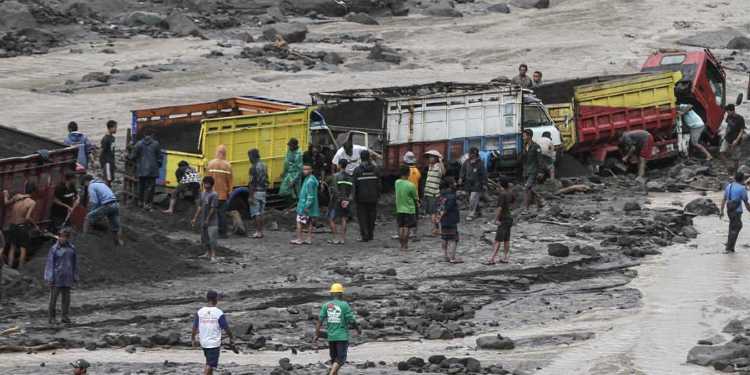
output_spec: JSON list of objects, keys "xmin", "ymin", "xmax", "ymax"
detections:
[{"xmin": 522, "ymin": 102, "xmax": 561, "ymax": 146}]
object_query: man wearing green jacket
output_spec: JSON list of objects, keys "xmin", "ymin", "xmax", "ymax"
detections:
[
  {"xmin": 314, "ymin": 283, "xmax": 361, "ymax": 375},
  {"xmin": 291, "ymin": 163, "xmax": 319, "ymax": 245}
]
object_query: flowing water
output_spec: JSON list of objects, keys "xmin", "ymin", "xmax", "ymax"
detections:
[{"xmin": 3, "ymin": 192, "xmax": 748, "ymax": 374}]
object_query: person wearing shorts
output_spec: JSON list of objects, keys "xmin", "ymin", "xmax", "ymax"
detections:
[
  {"xmin": 395, "ymin": 165, "xmax": 418, "ymax": 253},
  {"xmin": 678, "ymin": 104, "xmax": 712, "ymax": 160},
  {"xmin": 192, "ymin": 176, "xmax": 219, "ymax": 262},
  {"xmin": 192, "ymin": 290, "xmax": 234, "ymax": 375},
  {"xmin": 488, "ymin": 178, "xmax": 514, "ymax": 265},
  {"xmin": 248, "ymin": 149, "xmax": 268, "ymax": 239},
  {"xmin": 314, "ymin": 283, "xmax": 361, "ymax": 375},
  {"xmin": 2, "ymin": 183, "xmax": 38, "ymax": 267},
  {"xmin": 291, "ymin": 164, "xmax": 320, "ymax": 245},
  {"xmin": 619, "ymin": 130, "xmax": 653, "ymax": 179}
]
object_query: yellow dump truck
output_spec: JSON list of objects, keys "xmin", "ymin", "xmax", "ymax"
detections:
[{"xmin": 126, "ymin": 96, "xmax": 336, "ymax": 196}]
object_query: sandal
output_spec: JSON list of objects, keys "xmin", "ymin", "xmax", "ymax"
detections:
[
  {"xmin": 499, "ymin": 259, "xmax": 509, "ymax": 264},
  {"xmin": 327, "ymin": 239, "xmax": 337, "ymax": 244},
  {"xmin": 290, "ymin": 239, "xmax": 304, "ymax": 245},
  {"xmin": 252, "ymin": 233, "xmax": 264, "ymax": 239},
  {"xmin": 482, "ymin": 260, "xmax": 496, "ymax": 265}
]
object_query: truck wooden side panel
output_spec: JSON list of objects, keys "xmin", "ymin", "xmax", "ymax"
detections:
[
  {"xmin": 0, "ymin": 125, "xmax": 78, "ymax": 230},
  {"xmin": 571, "ymin": 71, "xmax": 681, "ymax": 160}
]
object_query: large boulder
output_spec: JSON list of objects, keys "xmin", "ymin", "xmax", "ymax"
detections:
[
  {"xmin": 345, "ymin": 12, "xmax": 379, "ymax": 25},
  {"xmin": 476, "ymin": 334, "xmax": 515, "ymax": 350},
  {"xmin": 262, "ymin": 22, "xmax": 308, "ymax": 43},
  {"xmin": 727, "ymin": 36, "xmax": 750, "ymax": 50},
  {"xmin": 547, "ymin": 243, "xmax": 570, "ymax": 257},
  {"xmin": 684, "ymin": 197, "xmax": 719, "ymax": 216},
  {"xmin": 368, "ymin": 43, "xmax": 402, "ymax": 64},
  {"xmin": 126, "ymin": 11, "xmax": 165, "ymax": 27},
  {"xmin": 163, "ymin": 12, "xmax": 202, "ymax": 37},
  {"xmin": 0, "ymin": 1, "xmax": 37, "ymax": 30},
  {"xmin": 687, "ymin": 336, "xmax": 750, "ymax": 366},
  {"xmin": 487, "ymin": 3, "xmax": 511, "ymax": 13},
  {"xmin": 424, "ymin": 1, "xmax": 463, "ymax": 17},
  {"xmin": 510, "ymin": 0, "xmax": 549, "ymax": 8}
]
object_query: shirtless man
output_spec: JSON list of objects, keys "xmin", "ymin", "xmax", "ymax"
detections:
[{"xmin": 3, "ymin": 182, "xmax": 38, "ymax": 267}]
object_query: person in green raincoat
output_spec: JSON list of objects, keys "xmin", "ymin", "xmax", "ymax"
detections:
[
  {"xmin": 291, "ymin": 163, "xmax": 320, "ymax": 245},
  {"xmin": 280, "ymin": 138, "xmax": 303, "ymax": 200}
]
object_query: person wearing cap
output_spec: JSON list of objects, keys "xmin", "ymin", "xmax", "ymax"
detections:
[
  {"xmin": 459, "ymin": 147, "xmax": 486, "ymax": 221},
  {"xmin": 71, "ymin": 359, "xmax": 90, "ymax": 374},
  {"xmin": 314, "ymin": 283, "xmax": 361, "ymax": 375},
  {"xmin": 44, "ymin": 227, "xmax": 78, "ymax": 325},
  {"xmin": 423, "ymin": 150, "xmax": 445, "ymax": 236},
  {"xmin": 522, "ymin": 129, "xmax": 544, "ymax": 209},
  {"xmin": 82, "ymin": 174, "xmax": 123, "ymax": 246},
  {"xmin": 193, "ymin": 290, "xmax": 234, "ymax": 375},
  {"xmin": 280, "ymin": 138, "xmax": 304, "ymax": 200}
]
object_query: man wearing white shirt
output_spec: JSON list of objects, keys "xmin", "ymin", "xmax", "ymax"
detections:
[
  {"xmin": 192, "ymin": 290, "xmax": 234, "ymax": 375},
  {"xmin": 332, "ymin": 139, "xmax": 369, "ymax": 175}
]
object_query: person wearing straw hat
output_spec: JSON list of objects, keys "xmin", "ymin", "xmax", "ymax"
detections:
[
  {"xmin": 423, "ymin": 150, "xmax": 444, "ymax": 236},
  {"xmin": 314, "ymin": 283, "xmax": 361, "ymax": 375}
]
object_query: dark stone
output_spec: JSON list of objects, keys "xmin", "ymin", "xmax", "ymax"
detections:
[
  {"xmin": 425, "ymin": 324, "xmax": 451, "ymax": 339},
  {"xmin": 126, "ymin": 11, "xmax": 164, "ymax": 27},
  {"xmin": 323, "ymin": 52, "xmax": 344, "ymax": 65},
  {"xmin": 487, "ymin": 3, "xmax": 510, "ymax": 13},
  {"xmin": 547, "ymin": 243, "xmax": 570, "ymax": 257},
  {"xmin": 149, "ymin": 334, "xmax": 170, "ymax": 346},
  {"xmin": 424, "ymin": 1, "xmax": 463, "ymax": 17},
  {"xmin": 623, "ymin": 248, "xmax": 661, "ymax": 257},
  {"xmin": 510, "ymin": 0, "xmax": 549, "ymax": 8},
  {"xmin": 429, "ymin": 355, "xmax": 447, "ymax": 364},
  {"xmin": 163, "ymin": 11, "xmax": 201, "ymax": 37},
  {"xmin": 728, "ymin": 36, "xmax": 750, "ymax": 50},
  {"xmin": 687, "ymin": 338, "xmax": 750, "ymax": 366},
  {"xmin": 84, "ymin": 342, "xmax": 97, "ymax": 351},
  {"xmin": 247, "ymin": 335, "xmax": 266, "ymax": 349},
  {"xmin": 723, "ymin": 319, "xmax": 744, "ymax": 334},
  {"xmin": 368, "ymin": 43, "xmax": 401, "ymax": 64},
  {"xmin": 646, "ymin": 181, "xmax": 666, "ymax": 192},
  {"xmin": 397, "ymin": 361, "xmax": 410, "ymax": 371},
  {"xmin": 345, "ymin": 12, "xmax": 379, "ymax": 25},
  {"xmin": 127, "ymin": 71, "xmax": 154, "ymax": 82},
  {"xmin": 464, "ymin": 358, "xmax": 481, "ymax": 373},
  {"xmin": 406, "ymin": 357, "xmax": 426, "ymax": 368},
  {"xmin": 684, "ymin": 198, "xmax": 719, "ymax": 216},
  {"xmin": 81, "ymin": 72, "xmax": 111, "ymax": 83},
  {"xmin": 682, "ymin": 225, "xmax": 698, "ymax": 239},
  {"xmin": 262, "ymin": 22, "xmax": 308, "ymax": 43},
  {"xmin": 279, "ymin": 358, "xmax": 294, "ymax": 371},
  {"xmin": 623, "ymin": 202, "xmax": 641, "ymax": 212},
  {"xmin": 573, "ymin": 245, "xmax": 599, "ymax": 257},
  {"xmin": 476, "ymin": 334, "xmax": 515, "ymax": 350}
]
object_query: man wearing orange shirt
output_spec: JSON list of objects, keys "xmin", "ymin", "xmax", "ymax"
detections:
[{"xmin": 206, "ymin": 145, "xmax": 233, "ymax": 237}]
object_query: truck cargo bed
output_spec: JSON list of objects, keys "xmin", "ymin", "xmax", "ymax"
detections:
[{"xmin": 0, "ymin": 125, "xmax": 68, "ymax": 157}]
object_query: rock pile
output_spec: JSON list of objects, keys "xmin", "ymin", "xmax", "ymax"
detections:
[{"xmin": 397, "ymin": 356, "xmax": 511, "ymax": 374}]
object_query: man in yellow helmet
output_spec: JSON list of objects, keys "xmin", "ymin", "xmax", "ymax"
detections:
[{"xmin": 314, "ymin": 283, "xmax": 361, "ymax": 375}]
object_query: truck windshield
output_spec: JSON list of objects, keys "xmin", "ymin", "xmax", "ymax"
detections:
[
  {"xmin": 522, "ymin": 105, "xmax": 553, "ymax": 128},
  {"xmin": 706, "ymin": 62, "xmax": 725, "ymax": 107}
]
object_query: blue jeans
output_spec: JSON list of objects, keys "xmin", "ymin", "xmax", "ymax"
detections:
[{"xmin": 87, "ymin": 203, "xmax": 121, "ymax": 232}]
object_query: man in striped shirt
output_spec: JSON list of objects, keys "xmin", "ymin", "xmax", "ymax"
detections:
[{"xmin": 423, "ymin": 151, "xmax": 444, "ymax": 236}]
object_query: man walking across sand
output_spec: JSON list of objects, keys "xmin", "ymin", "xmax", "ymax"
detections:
[
  {"xmin": 192, "ymin": 290, "xmax": 234, "ymax": 375},
  {"xmin": 720, "ymin": 171, "xmax": 750, "ymax": 253},
  {"xmin": 314, "ymin": 283, "xmax": 361, "ymax": 375},
  {"xmin": 44, "ymin": 227, "xmax": 78, "ymax": 325},
  {"xmin": 192, "ymin": 176, "xmax": 219, "ymax": 262}
]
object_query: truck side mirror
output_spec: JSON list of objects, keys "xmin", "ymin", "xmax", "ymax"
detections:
[{"xmin": 737, "ymin": 93, "xmax": 744, "ymax": 106}]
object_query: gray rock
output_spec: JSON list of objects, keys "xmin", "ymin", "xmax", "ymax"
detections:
[
  {"xmin": 323, "ymin": 52, "xmax": 344, "ymax": 65},
  {"xmin": 406, "ymin": 357, "xmax": 425, "ymax": 368},
  {"xmin": 164, "ymin": 12, "xmax": 201, "ymax": 37},
  {"xmin": 279, "ymin": 358, "xmax": 294, "ymax": 371},
  {"xmin": 623, "ymin": 201, "xmax": 641, "ymax": 212},
  {"xmin": 0, "ymin": 1, "xmax": 37, "ymax": 30},
  {"xmin": 345, "ymin": 12, "xmax": 379, "ymax": 25},
  {"xmin": 65, "ymin": 2, "xmax": 97, "ymax": 19},
  {"xmin": 424, "ymin": 1, "xmax": 463, "ymax": 17},
  {"xmin": 125, "ymin": 345, "xmax": 137, "ymax": 353},
  {"xmin": 682, "ymin": 225, "xmax": 698, "ymax": 239},
  {"xmin": 82, "ymin": 72, "xmax": 111, "ymax": 83},
  {"xmin": 429, "ymin": 355, "xmax": 447, "ymax": 364},
  {"xmin": 678, "ymin": 28, "xmax": 744, "ymax": 49},
  {"xmin": 126, "ymin": 71, "xmax": 153, "ymax": 82},
  {"xmin": 623, "ymin": 248, "xmax": 660, "ymax": 257},
  {"xmin": 368, "ymin": 43, "xmax": 402, "ymax": 64},
  {"xmin": 464, "ymin": 358, "xmax": 481, "ymax": 373},
  {"xmin": 262, "ymin": 22, "xmax": 308, "ymax": 43},
  {"xmin": 727, "ymin": 36, "xmax": 750, "ymax": 50},
  {"xmin": 573, "ymin": 245, "xmax": 600, "ymax": 257},
  {"xmin": 547, "ymin": 243, "xmax": 570, "ymax": 257},
  {"xmin": 487, "ymin": 3, "xmax": 511, "ymax": 13},
  {"xmin": 510, "ymin": 0, "xmax": 549, "ymax": 9},
  {"xmin": 425, "ymin": 324, "xmax": 451, "ymax": 339},
  {"xmin": 723, "ymin": 319, "xmax": 744, "ymax": 334},
  {"xmin": 646, "ymin": 181, "xmax": 666, "ymax": 192},
  {"xmin": 684, "ymin": 197, "xmax": 719, "ymax": 216},
  {"xmin": 476, "ymin": 334, "xmax": 515, "ymax": 350},
  {"xmin": 266, "ymin": 6, "xmax": 288, "ymax": 23},
  {"xmin": 687, "ymin": 337, "xmax": 750, "ymax": 366},
  {"xmin": 126, "ymin": 11, "xmax": 164, "ymax": 27}
]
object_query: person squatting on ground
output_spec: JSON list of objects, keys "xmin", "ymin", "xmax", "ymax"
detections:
[
  {"xmin": 192, "ymin": 290, "xmax": 234, "ymax": 375},
  {"xmin": 292, "ymin": 164, "xmax": 320, "ymax": 245},
  {"xmin": 206, "ymin": 145, "xmax": 233, "ymax": 237},
  {"xmin": 44, "ymin": 227, "xmax": 78, "ymax": 325},
  {"xmin": 678, "ymin": 104, "xmax": 712, "ymax": 160},
  {"xmin": 353, "ymin": 150, "xmax": 381, "ymax": 242},
  {"xmin": 437, "ymin": 177, "xmax": 460, "ymax": 263},
  {"xmin": 395, "ymin": 165, "xmax": 419, "ymax": 253},
  {"xmin": 248, "ymin": 148, "xmax": 268, "ymax": 239},
  {"xmin": 130, "ymin": 131, "xmax": 162, "ymax": 210},
  {"xmin": 3, "ymin": 182, "xmax": 38, "ymax": 267},
  {"xmin": 488, "ymin": 178, "xmax": 515, "ymax": 265},
  {"xmin": 327, "ymin": 159, "xmax": 353, "ymax": 245},
  {"xmin": 314, "ymin": 283, "xmax": 361, "ymax": 375},
  {"xmin": 51, "ymin": 172, "xmax": 79, "ymax": 234},
  {"xmin": 100, "ymin": 120, "xmax": 118, "ymax": 186},
  {"xmin": 423, "ymin": 150, "xmax": 445, "ymax": 236},
  {"xmin": 163, "ymin": 160, "xmax": 201, "ymax": 215},
  {"xmin": 71, "ymin": 359, "xmax": 90, "ymax": 374},
  {"xmin": 720, "ymin": 172, "xmax": 750, "ymax": 253},
  {"xmin": 64, "ymin": 121, "xmax": 94, "ymax": 172},
  {"xmin": 522, "ymin": 129, "xmax": 544, "ymax": 209},
  {"xmin": 460, "ymin": 147, "xmax": 487, "ymax": 221},
  {"xmin": 280, "ymin": 138, "xmax": 303, "ymax": 200},
  {"xmin": 721, "ymin": 104, "xmax": 746, "ymax": 174},
  {"xmin": 226, "ymin": 187, "xmax": 250, "ymax": 236},
  {"xmin": 192, "ymin": 176, "xmax": 219, "ymax": 262},
  {"xmin": 82, "ymin": 175, "xmax": 123, "ymax": 246},
  {"xmin": 619, "ymin": 129, "xmax": 654, "ymax": 180}
]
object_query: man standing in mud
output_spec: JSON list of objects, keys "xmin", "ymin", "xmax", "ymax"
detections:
[
  {"xmin": 192, "ymin": 290, "xmax": 234, "ymax": 375},
  {"xmin": 44, "ymin": 227, "xmax": 78, "ymax": 325},
  {"xmin": 459, "ymin": 147, "xmax": 486, "ymax": 220},
  {"xmin": 352, "ymin": 150, "xmax": 381, "ymax": 242},
  {"xmin": 521, "ymin": 129, "xmax": 544, "ymax": 209},
  {"xmin": 100, "ymin": 120, "xmax": 117, "ymax": 186},
  {"xmin": 206, "ymin": 145, "xmax": 233, "ymax": 237},
  {"xmin": 193, "ymin": 176, "xmax": 219, "ymax": 262},
  {"xmin": 248, "ymin": 149, "xmax": 268, "ymax": 239},
  {"xmin": 720, "ymin": 172, "xmax": 750, "ymax": 253},
  {"xmin": 720, "ymin": 104, "xmax": 746, "ymax": 174},
  {"xmin": 314, "ymin": 283, "xmax": 361, "ymax": 375},
  {"xmin": 131, "ymin": 131, "xmax": 162, "ymax": 210}
]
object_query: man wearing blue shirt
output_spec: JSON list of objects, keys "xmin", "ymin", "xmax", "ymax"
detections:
[
  {"xmin": 720, "ymin": 172, "xmax": 750, "ymax": 253},
  {"xmin": 81, "ymin": 175, "xmax": 123, "ymax": 246}
]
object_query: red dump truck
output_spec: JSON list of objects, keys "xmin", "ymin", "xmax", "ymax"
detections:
[{"xmin": 0, "ymin": 125, "xmax": 79, "ymax": 249}]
